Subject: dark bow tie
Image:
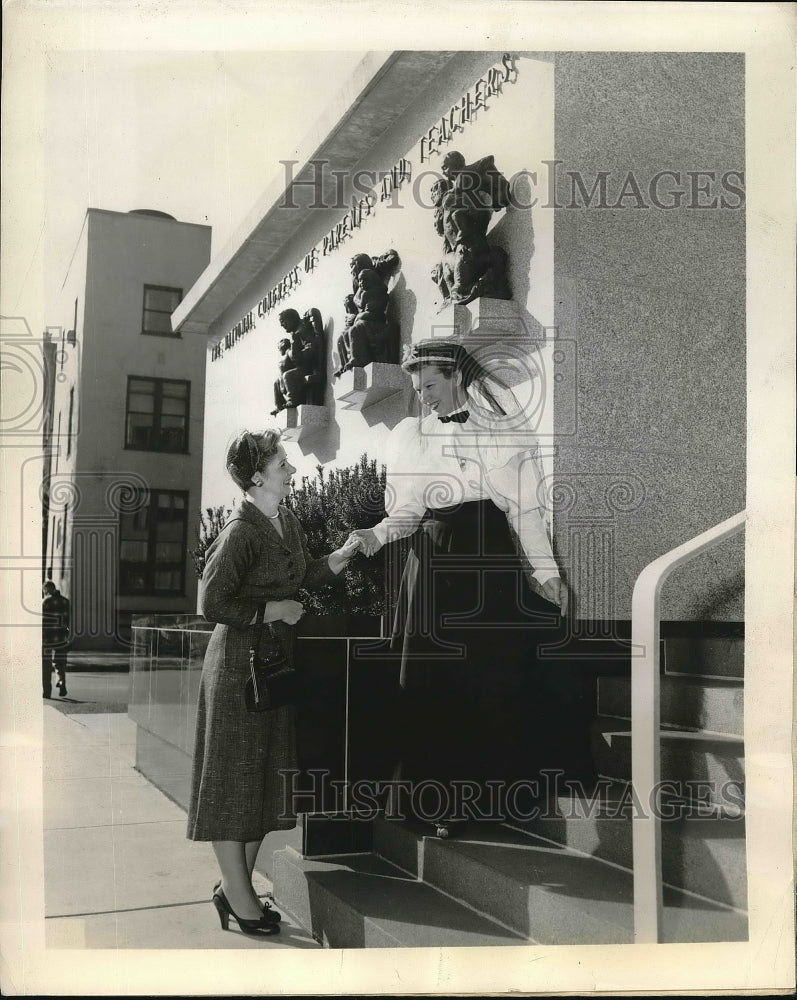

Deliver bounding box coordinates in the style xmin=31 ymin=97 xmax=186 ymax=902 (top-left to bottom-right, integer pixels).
xmin=438 ymin=410 xmax=470 ymax=424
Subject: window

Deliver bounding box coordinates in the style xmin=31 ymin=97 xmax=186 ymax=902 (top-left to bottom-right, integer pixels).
xmin=142 ymin=285 xmax=182 ymax=337
xmin=119 ymin=490 xmax=187 ymax=595
xmin=125 ymin=377 xmax=190 ymax=452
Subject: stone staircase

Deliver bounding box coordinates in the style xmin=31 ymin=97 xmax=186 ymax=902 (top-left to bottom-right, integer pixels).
xmin=272 ymin=629 xmax=747 ymax=947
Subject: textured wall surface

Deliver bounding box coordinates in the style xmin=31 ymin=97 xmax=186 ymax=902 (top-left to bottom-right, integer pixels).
xmin=553 ymin=53 xmax=746 ymax=621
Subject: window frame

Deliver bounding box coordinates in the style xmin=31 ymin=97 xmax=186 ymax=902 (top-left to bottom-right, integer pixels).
xmin=141 ymin=284 xmax=183 ymax=338
xmin=124 ymin=375 xmax=191 ymax=454
xmin=118 ymin=488 xmax=189 ymax=597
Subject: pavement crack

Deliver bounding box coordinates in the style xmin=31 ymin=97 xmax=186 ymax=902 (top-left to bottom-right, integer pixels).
xmin=46 ymin=898 xmax=213 ymax=919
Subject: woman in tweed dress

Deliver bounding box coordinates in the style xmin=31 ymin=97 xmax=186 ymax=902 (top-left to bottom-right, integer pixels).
xmin=187 ymin=429 xmax=359 ymax=936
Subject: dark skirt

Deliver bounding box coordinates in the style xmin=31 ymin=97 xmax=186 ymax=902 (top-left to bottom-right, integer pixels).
xmin=389 ymin=499 xmax=565 ymax=823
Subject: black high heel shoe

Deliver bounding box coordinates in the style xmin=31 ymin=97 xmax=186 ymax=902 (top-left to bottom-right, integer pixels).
xmin=213 ymin=880 xmax=281 ymax=923
xmin=211 ymin=887 xmax=280 ymax=936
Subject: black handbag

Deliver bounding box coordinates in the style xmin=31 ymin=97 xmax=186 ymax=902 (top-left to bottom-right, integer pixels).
xmin=244 ymin=620 xmax=299 ymax=712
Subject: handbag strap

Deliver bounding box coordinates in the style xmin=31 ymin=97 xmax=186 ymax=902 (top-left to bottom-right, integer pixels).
xmin=251 ymin=614 xmax=273 ymax=647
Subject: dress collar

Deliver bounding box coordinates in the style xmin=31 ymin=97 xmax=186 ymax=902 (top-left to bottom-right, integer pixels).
xmin=239 ymin=497 xmax=284 ymax=532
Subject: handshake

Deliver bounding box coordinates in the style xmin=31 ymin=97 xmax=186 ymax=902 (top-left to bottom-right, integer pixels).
xmin=338 ymin=528 xmax=382 ymax=559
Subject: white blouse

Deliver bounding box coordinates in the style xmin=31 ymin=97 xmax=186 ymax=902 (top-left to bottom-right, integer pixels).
xmin=371 ymin=411 xmax=560 ymax=585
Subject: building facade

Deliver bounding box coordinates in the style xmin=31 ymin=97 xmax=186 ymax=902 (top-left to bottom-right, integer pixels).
xmin=129 ymin=49 xmax=748 ymax=946
xmin=43 ymin=208 xmax=211 ymax=648
xmin=174 ymin=50 xmax=745 ymax=623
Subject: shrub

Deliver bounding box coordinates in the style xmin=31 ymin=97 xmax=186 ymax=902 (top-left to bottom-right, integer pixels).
xmin=190 ymin=504 xmax=233 ymax=580
xmin=286 ymin=454 xmax=388 ymax=616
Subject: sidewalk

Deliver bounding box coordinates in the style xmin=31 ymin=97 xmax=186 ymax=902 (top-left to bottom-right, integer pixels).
xmin=43 ymin=706 xmax=320 ymax=950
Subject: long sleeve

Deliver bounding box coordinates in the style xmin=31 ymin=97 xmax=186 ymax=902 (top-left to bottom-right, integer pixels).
xmin=297 ymin=520 xmax=339 ymax=590
xmin=371 ymin=417 xmax=426 ymax=545
xmin=200 ymin=523 xmax=263 ymax=628
xmin=370 ymin=473 xmax=425 ymax=545
xmin=486 ymin=449 xmax=560 ymax=585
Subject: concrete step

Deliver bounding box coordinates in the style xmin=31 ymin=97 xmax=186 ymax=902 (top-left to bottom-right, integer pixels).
xmin=373 ymin=820 xmax=747 ymax=944
xmin=272 ymin=847 xmax=530 ymax=948
xmin=598 ymin=675 xmax=743 ymax=737
xmin=514 ymin=785 xmax=747 ymax=910
xmin=663 ymin=636 xmax=743 ymax=679
xmin=592 ymin=720 xmax=745 ymax=807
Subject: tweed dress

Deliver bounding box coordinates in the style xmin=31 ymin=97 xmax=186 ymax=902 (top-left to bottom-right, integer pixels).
xmin=186 ymin=499 xmax=336 ymax=842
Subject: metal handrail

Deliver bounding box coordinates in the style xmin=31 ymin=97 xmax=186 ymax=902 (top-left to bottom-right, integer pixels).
xmin=630 ymin=510 xmax=746 ymax=943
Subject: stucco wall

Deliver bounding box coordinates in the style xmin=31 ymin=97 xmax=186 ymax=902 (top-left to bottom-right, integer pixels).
xmin=553 ymin=53 xmax=745 ymax=621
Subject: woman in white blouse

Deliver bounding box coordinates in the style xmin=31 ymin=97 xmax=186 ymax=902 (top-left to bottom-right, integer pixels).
xmin=354 ymin=340 xmax=569 ymax=837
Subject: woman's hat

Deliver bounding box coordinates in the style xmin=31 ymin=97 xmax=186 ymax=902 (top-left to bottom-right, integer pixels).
xmin=400 ymin=340 xmax=468 ymax=372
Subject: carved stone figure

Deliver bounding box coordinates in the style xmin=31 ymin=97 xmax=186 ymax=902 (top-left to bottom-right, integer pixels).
xmin=271 ymin=336 xmax=302 ymax=415
xmin=431 ymin=151 xmax=512 ymax=307
xmin=292 ymin=307 xmax=326 ymax=405
xmin=334 ymin=250 xmax=401 ymax=377
xmin=271 ymin=307 xmax=326 ymax=414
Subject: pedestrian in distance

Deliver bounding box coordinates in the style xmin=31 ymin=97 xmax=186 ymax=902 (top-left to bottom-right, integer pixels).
xmin=42 ymin=581 xmax=70 ymax=699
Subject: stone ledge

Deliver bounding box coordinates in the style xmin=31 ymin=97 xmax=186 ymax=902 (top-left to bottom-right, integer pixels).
xmin=273 ymin=403 xmax=329 ymax=441
xmin=333 ymin=362 xmax=411 ymax=411
xmin=425 ymin=297 xmax=548 ymax=347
